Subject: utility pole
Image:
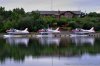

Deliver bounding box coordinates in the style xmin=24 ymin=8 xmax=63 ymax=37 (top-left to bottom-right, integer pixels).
xmin=51 ymin=0 xmax=53 ymax=11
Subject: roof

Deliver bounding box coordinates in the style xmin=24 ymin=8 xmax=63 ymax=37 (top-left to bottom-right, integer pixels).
xmin=71 ymin=11 xmax=82 ymax=14
xmin=35 ymin=11 xmax=82 ymax=15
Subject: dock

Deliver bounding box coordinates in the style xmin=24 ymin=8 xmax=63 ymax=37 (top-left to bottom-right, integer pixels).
xmin=1 ymin=32 xmax=100 ymax=38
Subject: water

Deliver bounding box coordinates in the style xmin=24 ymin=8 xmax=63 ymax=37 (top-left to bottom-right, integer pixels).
xmin=0 ymin=36 xmax=100 ymax=66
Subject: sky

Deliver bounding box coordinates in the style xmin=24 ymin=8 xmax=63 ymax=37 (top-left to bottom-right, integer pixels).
xmin=0 ymin=0 xmax=100 ymax=13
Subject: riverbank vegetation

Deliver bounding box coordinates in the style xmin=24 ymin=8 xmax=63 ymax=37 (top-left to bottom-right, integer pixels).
xmin=0 ymin=7 xmax=100 ymax=32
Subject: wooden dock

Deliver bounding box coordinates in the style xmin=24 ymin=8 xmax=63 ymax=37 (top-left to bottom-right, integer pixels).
xmin=52 ymin=32 xmax=100 ymax=38
xmin=88 ymin=33 xmax=100 ymax=37
xmin=1 ymin=32 xmax=100 ymax=38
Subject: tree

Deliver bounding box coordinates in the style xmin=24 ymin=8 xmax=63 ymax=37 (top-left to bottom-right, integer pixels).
xmin=87 ymin=12 xmax=100 ymax=17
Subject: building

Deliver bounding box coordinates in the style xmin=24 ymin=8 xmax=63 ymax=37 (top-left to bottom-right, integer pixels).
xmin=35 ymin=11 xmax=85 ymax=19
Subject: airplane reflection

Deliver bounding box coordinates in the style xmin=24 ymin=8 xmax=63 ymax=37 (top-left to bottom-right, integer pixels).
xmin=5 ymin=37 xmax=29 ymax=45
xmin=70 ymin=36 xmax=95 ymax=45
xmin=38 ymin=37 xmax=60 ymax=45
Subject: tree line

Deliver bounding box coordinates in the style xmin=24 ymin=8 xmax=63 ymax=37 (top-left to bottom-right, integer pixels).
xmin=0 ymin=6 xmax=100 ymax=32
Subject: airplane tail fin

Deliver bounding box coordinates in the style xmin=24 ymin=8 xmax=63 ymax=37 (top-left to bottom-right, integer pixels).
xmin=24 ymin=28 xmax=28 ymax=31
xmin=55 ymin=27 xmax=59 ymax=31
xmin=90 ymin=27 xmax=94 ymax=31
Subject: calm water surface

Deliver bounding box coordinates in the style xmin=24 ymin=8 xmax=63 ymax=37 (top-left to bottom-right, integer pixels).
xmin=0 ymin=36 xmax=100 ymax=66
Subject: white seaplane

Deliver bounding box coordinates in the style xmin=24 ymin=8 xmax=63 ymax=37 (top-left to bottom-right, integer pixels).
xmin=46 ymin=27 xmax=60 ymax=33
xmin=80 ymin=27 xmax=95 ymax=33
xmin=38 ymin=27 xmax=60 ymax=33
xmin=4 ymin=28 xmax=29 ymax=38
xmin=6 ymin=28 xmax=29 ymax=34
xmin=70 ymin=27 xmax=95 ymax=37
xmin=37 ymin=27 xmax=60 ymax=37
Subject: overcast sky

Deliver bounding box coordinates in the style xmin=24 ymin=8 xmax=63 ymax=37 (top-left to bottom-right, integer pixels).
xmin=0 ymin=0 xmax=100 ymax=13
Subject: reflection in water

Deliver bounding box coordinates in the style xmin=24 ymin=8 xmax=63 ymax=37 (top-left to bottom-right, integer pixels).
xmin=38 ymin=37 xmax=60 ymax=45
xmin=1 ymin=54 xmax=100 ymax=66
xmin=5 ymin=37 xmax=29 ymax=45
xmin=71 ymin=36 xmax=95 ymax=45
xmin=0 ymin=36 xmax=100 ymax=66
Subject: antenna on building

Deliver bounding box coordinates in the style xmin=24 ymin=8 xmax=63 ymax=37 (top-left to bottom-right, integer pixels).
xmin=84 ymin=10 xmax=87 ymax=15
